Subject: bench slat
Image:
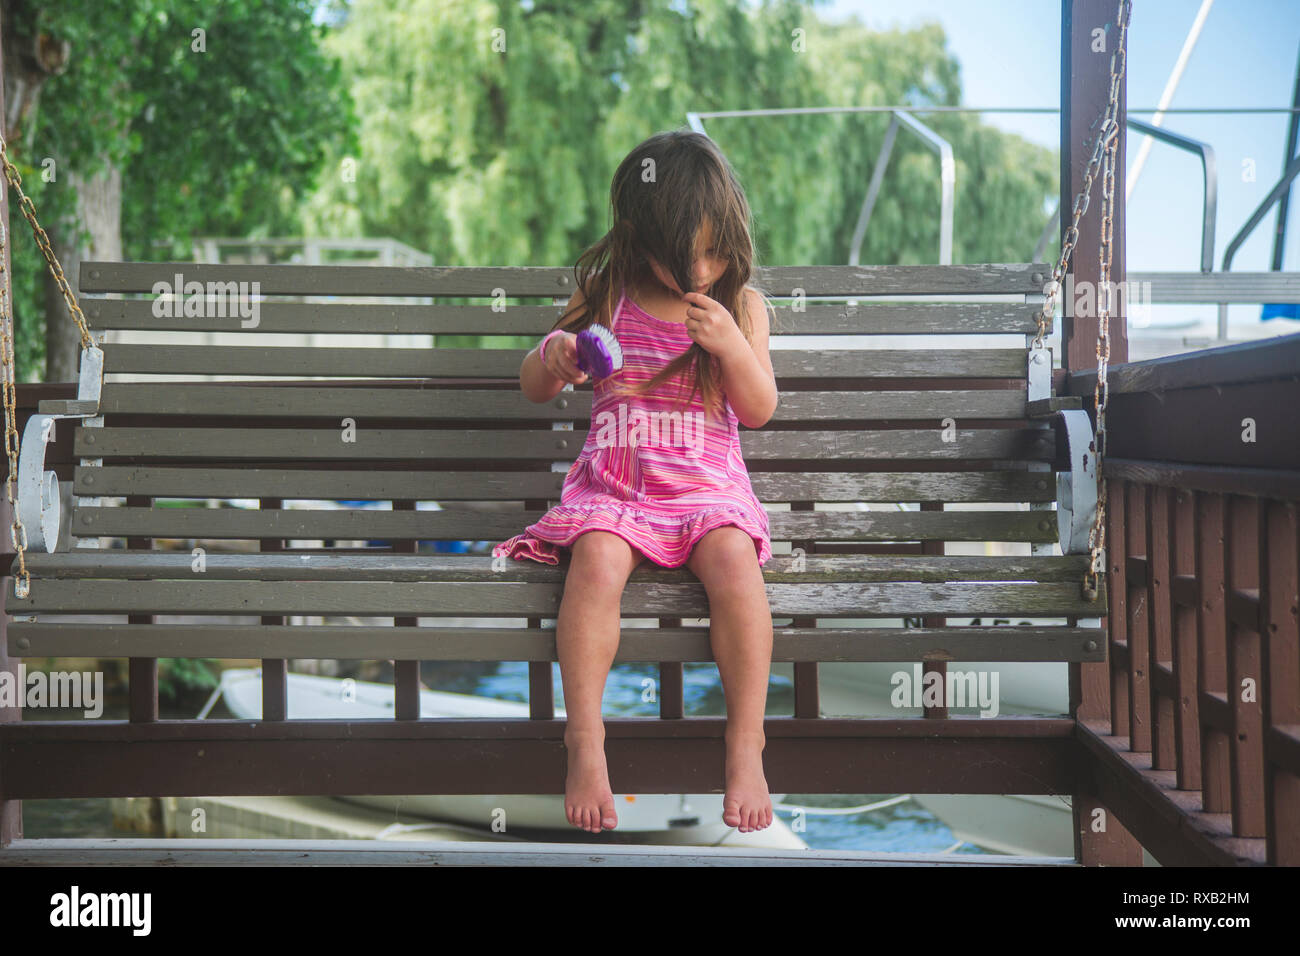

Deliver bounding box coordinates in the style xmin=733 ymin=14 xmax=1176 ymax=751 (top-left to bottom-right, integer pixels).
xmin=82 ymin=299 xmax=1048 ymax=335
xmin=74 ymin=426 xmax=1054 ymax=461
xmin=74 ymin=466 xmax=1056 ymax=502
xmin=78 ymin=384 xmax=1030 ymax=421
xmin=7 ymin=579 xmax=1104 ymax=618
xmin=101 ymin=345 xmax=1030 ymax=379
xmin=71 ymin=507 xmax=1058 ymax=542
xmin=79 ymin=262 xmax=1050 ymax=297
xmin=16 ymin=551 xmax=1094 ymax=582
xmin=6 ymin=622 xmax=1105 ymax=663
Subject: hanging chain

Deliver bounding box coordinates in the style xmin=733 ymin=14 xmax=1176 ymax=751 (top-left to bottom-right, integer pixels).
xmin=1083 ymin=0 xmax=1129 ymax=601
xmin=1030 ymin=0 xmax=1130 ymax=600
xmin=0 ymin=213 xmax=28 ymax=599
xmin=0 ymin=130 xmax=101 ymax=599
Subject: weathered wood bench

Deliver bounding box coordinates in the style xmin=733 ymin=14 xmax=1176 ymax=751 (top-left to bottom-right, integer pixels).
xmin=2 ymin=260 xmax=1106 ymax=798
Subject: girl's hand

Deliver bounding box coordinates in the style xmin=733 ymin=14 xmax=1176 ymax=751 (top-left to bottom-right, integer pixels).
xmin=682 ymin=292 xmax=748 ymax=360
xmin=542 ymin=332 xmax=589 ymax=385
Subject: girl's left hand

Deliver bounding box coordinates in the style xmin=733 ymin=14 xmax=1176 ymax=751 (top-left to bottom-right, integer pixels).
xmin=682 ymin=292 xmax=747 ymax=359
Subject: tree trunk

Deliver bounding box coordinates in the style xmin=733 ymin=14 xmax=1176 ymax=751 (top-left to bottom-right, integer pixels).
xmin=43 ymin=158 xmax=121 ymax=383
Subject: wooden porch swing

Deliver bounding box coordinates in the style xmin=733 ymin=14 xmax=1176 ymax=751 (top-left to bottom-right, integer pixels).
xmin=1 ymin=0 xmax=1132 ymax=857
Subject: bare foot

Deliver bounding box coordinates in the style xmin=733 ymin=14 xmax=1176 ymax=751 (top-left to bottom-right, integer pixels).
xmin=722 ymin=730 xmax=772 ymax=832
xmin=563 ymin=729 xmax=618 ymax=834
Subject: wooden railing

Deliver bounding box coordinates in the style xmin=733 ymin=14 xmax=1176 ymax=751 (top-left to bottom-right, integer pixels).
xmin=1068 ymin=332 xmax=1300 ymax=865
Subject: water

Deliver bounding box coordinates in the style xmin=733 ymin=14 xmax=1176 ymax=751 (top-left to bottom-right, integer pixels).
xmin=16 ymin=663 xmax=986 ymax=854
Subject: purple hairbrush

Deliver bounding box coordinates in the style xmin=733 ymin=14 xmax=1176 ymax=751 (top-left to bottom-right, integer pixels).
xmin=575 ymin=325 xmax=624 ymax=379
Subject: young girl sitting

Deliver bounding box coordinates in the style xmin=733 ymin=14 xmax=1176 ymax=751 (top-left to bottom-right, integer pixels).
xmin=493 ymin=129 xmax=778 ymax=836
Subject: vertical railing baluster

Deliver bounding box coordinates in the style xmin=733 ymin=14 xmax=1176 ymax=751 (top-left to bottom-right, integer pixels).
xmin=1226 ymin=494 xmax=1265 ymax=836
xmin=1124 ymin=481 xmax=1151 ymax=751
xmin=1196 ymin=491 xmax=1230 ymax=813
xmin=1172 ymin=490 xmax=1202 ymax=788
xmin=1263 ymin=501 xmax=1299 ymax=865
xmin=1108 ymin=481 xmax=1130 ymax=738
xmin=1147 ymin=484 xmax=1175 ymax=769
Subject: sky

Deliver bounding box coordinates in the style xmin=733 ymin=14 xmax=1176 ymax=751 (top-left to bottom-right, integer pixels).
xmin=815 ymin=0 xmax=1300 ymax=335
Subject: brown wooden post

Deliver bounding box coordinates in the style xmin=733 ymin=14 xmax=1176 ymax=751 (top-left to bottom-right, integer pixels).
xmin=790 ymin=501 xmax=818 ymax=718
xmin=524 ymin=497 xmax=556 ymax=721
xmin=0 ymin=493 xmax=19 ymax=847
xmin=260 ymin=497 xmax=287 ymax=720
xmin=920 ymin=501 xmax=947 ymax=719
xmin=0 ymin=8 xmax=19 ymax=848
xmin=393 ymin=499 xmax=420 ymax=721
xmin=126 ymin=495 xmax=159 ymax=722
xmin=1062 ymin=0 xmax=1141 ymax=865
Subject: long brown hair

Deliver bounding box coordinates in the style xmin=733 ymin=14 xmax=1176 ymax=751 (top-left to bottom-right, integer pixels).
xmin=546 ymin=128 xmax=770 ymax=421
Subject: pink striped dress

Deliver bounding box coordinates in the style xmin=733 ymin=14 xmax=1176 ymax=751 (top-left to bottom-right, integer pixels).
xmin=492 ymin=282 xmax=772 ymax=568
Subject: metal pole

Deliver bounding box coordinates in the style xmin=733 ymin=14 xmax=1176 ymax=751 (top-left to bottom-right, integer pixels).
xmin=689 ymin=108 xmax=955 ymax=265
xmin=1270 ymin=43 xmax=1300 ymax=272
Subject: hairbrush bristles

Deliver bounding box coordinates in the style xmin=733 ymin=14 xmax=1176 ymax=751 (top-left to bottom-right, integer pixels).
xmin=576 ymin=324 xmax=624 ymax=379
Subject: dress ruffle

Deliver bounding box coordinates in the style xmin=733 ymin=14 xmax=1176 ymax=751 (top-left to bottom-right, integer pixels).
xmin=492 ymin=499 xmax=771 ymax=569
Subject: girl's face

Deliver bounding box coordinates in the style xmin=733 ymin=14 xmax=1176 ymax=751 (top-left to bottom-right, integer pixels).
xmin=646 ymin=219 xmax=727 ymax=297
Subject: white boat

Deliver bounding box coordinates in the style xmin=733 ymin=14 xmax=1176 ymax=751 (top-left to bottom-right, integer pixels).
xmin=770 ymin=611 xmax=1075 ymax=857
xmin=212 ymin=668 xmax=801 ymax=843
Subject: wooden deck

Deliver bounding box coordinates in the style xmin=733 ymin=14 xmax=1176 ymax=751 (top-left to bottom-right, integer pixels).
xmin=0 ymin=838 xmax=1078 ymax=867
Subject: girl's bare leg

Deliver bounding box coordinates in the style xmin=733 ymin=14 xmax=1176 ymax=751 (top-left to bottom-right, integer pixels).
xmin=557 ymin=530 xmax=645 ymax=833
xmin=685 ymin=526 xmax=774 ymax=833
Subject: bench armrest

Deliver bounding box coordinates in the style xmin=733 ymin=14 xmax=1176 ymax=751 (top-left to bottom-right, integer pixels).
xmin=1051 ymin=408 xmax=1099 ymax=556
xmin=15 ymin=346 xmax=103 ymax=561
xmin=1025 ymin=396 xmax=1083 ymax=418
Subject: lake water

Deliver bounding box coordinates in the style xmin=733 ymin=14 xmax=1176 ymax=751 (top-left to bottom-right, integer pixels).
xmin=17 ymin=661 xmax=988 ymax=855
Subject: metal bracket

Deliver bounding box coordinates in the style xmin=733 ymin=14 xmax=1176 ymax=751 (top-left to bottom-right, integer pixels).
xmin=15 ymin=344 xmax=104 ymax=553
xmin=1027 ymin=342 xmax=1052 ymax=403
xmin=1054 ymin=408 xmax=1098 ymax=554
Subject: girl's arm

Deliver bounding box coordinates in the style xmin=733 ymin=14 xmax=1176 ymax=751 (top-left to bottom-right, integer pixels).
xmin=714 ymin=288 xmax=778 ymax=428
xmin=519 ymin=287 xmax=590 ymax=403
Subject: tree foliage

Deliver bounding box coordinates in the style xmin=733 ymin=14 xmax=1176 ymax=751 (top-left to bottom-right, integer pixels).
xmin=306 ymin=0 xmax=1056 ymax=270
xmin=6 ymin=0 xmax=355 ymax=380
xmin=7 ymin=0 xmax=1058 ymax=379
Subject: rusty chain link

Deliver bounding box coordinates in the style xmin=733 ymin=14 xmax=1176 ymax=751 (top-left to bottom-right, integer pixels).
xmin=1030 ymin=0 xmax=1130 ymax=600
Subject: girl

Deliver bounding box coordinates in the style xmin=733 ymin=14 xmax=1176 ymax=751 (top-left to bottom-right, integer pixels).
xmin=492 ymin=129 xmax=777 ymax=836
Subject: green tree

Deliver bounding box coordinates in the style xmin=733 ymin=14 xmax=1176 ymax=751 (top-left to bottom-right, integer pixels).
xmin=2 ymin=0 xmax=357 ymax=382
xmin=306 ymin=0 xmax=1055 ymax=273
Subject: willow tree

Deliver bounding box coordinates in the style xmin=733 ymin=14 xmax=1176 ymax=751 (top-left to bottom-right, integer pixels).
xmin=2 ymin=0 xmax=355 ymax=382
xmin=308 ymin=0 xmax=1055 ymax=272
